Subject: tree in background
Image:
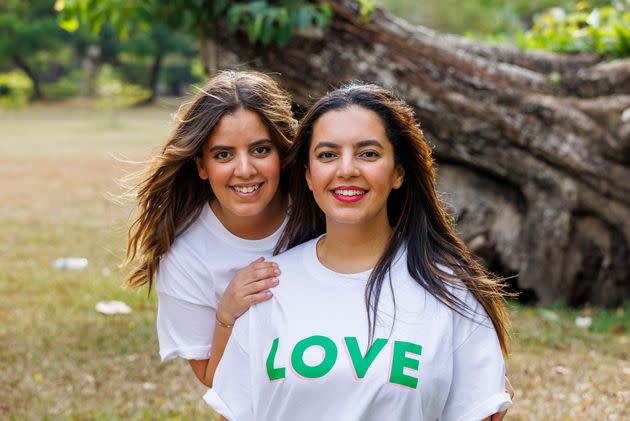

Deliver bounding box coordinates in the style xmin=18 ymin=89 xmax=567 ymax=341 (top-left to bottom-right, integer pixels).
xmin=58 ymin=0 xmax=332 ymax=74
xmin=118 ymin=24 xmax=198 ymax=103
xmin=0 ymin=0 xmax=71 ymax=99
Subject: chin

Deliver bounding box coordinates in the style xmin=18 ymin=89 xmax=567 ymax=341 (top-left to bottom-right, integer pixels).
xmin=228 ymin=203 xmax=271 ymax=218
xmin=326 ymin=213 xmax=370 ymax=226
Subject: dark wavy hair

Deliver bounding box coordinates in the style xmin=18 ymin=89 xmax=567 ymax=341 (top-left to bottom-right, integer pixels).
xmin=276 ymin=84 xmax=511 ymax=356
xmin=125 ymin=71 xmax=297 ymax=292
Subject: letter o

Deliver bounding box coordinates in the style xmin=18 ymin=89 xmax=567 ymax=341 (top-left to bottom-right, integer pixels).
xmin=291 ymin=335 xmax=338 ymax=379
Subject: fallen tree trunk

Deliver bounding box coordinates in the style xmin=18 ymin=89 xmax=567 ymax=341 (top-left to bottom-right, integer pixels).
xmin=213 ymin=0 xmax=630 ymax=306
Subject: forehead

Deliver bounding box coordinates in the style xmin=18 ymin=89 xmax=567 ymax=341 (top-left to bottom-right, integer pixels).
xmin=311 ymin=105 xmax=387 ymax=146
xmin=207 ymin=107 xmax=270 ymax=146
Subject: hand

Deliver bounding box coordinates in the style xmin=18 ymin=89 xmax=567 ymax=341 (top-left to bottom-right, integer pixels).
xmin=490 ymin=376 xmax=514 ymax=421
xmin=216 ymin=257 xmax=280 ymax=325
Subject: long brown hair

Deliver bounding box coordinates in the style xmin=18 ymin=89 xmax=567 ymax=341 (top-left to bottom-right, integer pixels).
xmin=276 ymin=84 xmax=511 ymax=356
xmin=125 ymin=71 xmax=297 ymax=292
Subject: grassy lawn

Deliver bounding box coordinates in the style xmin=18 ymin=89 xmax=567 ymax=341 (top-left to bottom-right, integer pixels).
xmin=1 ymin=102 xmax=628 ymax=420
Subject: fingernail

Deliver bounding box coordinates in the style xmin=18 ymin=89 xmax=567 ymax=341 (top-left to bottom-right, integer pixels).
xmin=272 ymin=278 xmax=279 ymax=284
xmin=274 ymin=268 xmax=280 ymax=275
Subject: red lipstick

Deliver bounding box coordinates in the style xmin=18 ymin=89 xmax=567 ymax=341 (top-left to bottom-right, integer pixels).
xmin=331 ymin=186 xmax=367 ymax=203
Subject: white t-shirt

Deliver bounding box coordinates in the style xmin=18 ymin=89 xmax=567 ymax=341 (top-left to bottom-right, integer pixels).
xmin=155 ymin=203 xmax=287 ymax=362
xmin=204 ymin=237 xmax=511 ymax=421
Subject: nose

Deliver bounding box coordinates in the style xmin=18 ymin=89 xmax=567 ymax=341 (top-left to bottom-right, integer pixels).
xmin=234 ymin=153 xmax=257 ymax=178
xmin=336 ymin=153 xmax=359 ymax=179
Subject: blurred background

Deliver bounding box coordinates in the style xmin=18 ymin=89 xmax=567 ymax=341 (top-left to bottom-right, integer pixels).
xmin=1 ymin=0 xmax=629 ymax=419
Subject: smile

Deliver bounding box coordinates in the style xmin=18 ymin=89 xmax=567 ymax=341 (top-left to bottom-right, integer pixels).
xmin=231 ymin=183 xmax=262 ymax=194
xmin=331 ymin=186 xmax=367 ymax=203
xmin=333 ymin=189 xmax=364 ymax=197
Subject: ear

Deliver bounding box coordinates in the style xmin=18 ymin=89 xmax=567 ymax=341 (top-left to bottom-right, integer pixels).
xmin=194 ymin=156 xmax=209 ymax=180
xmin=305 ymin=165 xmax=313 ymax=191
xmin=392 ymin=164 xmax=405 ymax=190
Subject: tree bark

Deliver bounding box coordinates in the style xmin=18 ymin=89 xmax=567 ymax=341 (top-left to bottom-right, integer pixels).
xmin=211 ymin=0 xmax=630 ymax=306
xmin=136 ymin=51 xmax=163 ymax=106
xmin=12 ymin=55 xmax=43 ymax=100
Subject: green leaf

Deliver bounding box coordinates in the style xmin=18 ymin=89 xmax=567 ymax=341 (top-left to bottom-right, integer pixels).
xmin=211 ymin=0 xmax=229 ymax=17
xmin=293 ymin=6 xmax=312 ymax=30
xmin=59 ymin=16 xmax=79 ymax=32
xmin=260 ymin=12 xmax=276 ymax=45
xmin=276 ymin=9 xmax=292 ymax=48
xmin=226 ymin=5 xmax=243 ymax=34
xmin=247 ymin=1 xmax=268 ymax=16
xmin=245 ymin=13 xmax=264 ymax=43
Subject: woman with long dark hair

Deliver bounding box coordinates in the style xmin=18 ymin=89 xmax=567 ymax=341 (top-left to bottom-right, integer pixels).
xmin=206 ymin=84 xmax=512 ymax=420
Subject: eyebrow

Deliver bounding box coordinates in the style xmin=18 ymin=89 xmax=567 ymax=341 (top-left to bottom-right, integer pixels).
xmin=208 ymin=139 xmax=273 ymax=152
xmin=313 ymin=139 xmax=384 ymax=150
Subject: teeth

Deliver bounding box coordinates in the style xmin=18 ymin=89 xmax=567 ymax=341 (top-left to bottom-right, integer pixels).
xmin=233 ymin=184 xmax=260 ymax=193
xmin=334 ymin=189 xmax=365 ymax=197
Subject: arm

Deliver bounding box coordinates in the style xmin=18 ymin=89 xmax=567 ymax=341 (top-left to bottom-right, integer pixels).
xmin=188 ymin=257 xmax=280 ymax=387
xmin=440 ymin=296 xmax=511 ymax=421
xmin=203 ymin=310 xmax=256 ymax=421
xmin=490 ymin=376 xmax=514 ymax=421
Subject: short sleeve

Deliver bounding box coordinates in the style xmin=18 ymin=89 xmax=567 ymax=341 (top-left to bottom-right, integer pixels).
xmin=155 ymin=242 xmax=214 ymax=306
xmin=156 ymin=292 xmax=215 ymax=362
xmin=440 ymin=296 xmax=511 ymax=421
xmin=204 ymin=311 xmax=254 ymax=421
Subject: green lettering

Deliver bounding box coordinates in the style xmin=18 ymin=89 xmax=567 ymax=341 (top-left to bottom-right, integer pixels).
xmin=291 ymin=335 xmax=337 ymax=378
xmin=344 ymin=337 xmax=387 ymax=378
xmin=266 ymin=337 xmax=286 ymax=381
xmin=389 ymin=341 xmax=422 ymax=389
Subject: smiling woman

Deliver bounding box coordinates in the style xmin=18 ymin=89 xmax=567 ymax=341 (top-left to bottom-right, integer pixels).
xmin=205 ymin=84 xmax=512 ymax=421
xmin=124 ymin=71 xmax=296 ymax=388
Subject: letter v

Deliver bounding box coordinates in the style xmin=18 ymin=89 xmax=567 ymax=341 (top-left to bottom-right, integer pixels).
xmin=266 ymin=337 xmax=286 ymax=381
xmin=344 ymin=337 xmax=387 ymax=379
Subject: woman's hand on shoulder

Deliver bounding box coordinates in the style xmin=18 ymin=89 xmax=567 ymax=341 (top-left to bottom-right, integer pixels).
xmin=216 ymin=257 xmax=280 ymax=325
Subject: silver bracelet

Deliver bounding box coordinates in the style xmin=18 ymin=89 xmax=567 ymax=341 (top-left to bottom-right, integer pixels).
xmin=216 ymin=314 xmax=234 ymax=329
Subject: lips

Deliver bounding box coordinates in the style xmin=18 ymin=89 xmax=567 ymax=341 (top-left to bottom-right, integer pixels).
xmin=331 ymin=185 xmax=367 ymax=203
xmin=231 ymin=183 xmax=262 ymax=194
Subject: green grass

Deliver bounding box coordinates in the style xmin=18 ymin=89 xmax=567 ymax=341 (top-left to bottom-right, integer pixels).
xmin=1 ymin=102 xmax=628 ymax=420
xmin=0 ymin=101 xmax=217 ymax=420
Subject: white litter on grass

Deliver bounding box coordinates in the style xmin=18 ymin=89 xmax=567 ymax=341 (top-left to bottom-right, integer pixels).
xmin=52 ymin=257 xmax=88 ymax=270
xmin=553 ymin=365 xmax=571 ymax=375
xmin=95 ymin=301 xmax=132 ymax=315
xmin=537 ymin=309 xmax=560 ymax=322
xmin=143 ymin=382 xmax=156 ymax=390
xmin=575 ymin=316 xmax=593 ymax=329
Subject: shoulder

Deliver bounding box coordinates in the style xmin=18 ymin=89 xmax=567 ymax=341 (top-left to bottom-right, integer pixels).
xmin=155 ymin=211 xmax=215 ymax=303
xmin=271 ymin=238 xmax=316 ymax=266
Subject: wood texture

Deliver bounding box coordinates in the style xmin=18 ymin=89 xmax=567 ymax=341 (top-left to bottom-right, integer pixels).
xmin=212 ymin=0 xmax=630 ymax=306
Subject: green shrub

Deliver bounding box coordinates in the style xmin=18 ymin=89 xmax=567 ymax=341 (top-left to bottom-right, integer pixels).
xmin=517 ymin=3 xmax=630 ymax=57
xmin=0 ymin=70 xmax=33 ymax=109
xmin=96 ymin=64 xmax=150 ymax=110
xmin=42 ymin=69 xmax=83 ymax=99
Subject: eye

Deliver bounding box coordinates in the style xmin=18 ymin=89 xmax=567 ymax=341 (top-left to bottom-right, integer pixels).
xmin=359 ymin=150 xmax=379 ymax=159
xmin=317 ymin=151 xmax=336 ymax=160
xmin=213 ymin=151 xmax=231 ymax=160
xmin=252 ymin=145 xmax=272 ymax=155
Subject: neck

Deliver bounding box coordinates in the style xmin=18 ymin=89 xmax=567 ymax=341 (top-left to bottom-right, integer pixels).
xmin=317 ymin=216 xmax=393 ymax=274
xmin=211 ymin=193 xmax=288 ymax=240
